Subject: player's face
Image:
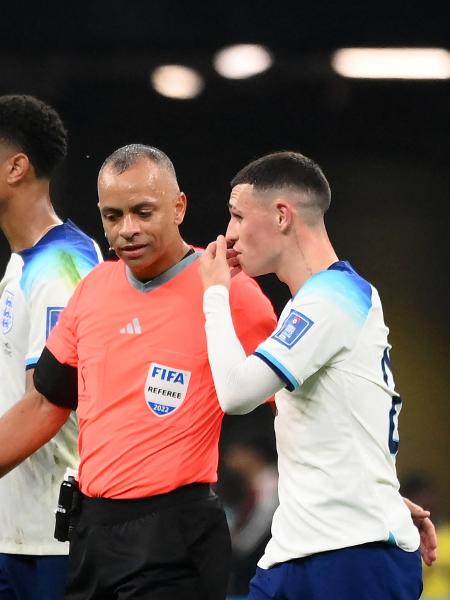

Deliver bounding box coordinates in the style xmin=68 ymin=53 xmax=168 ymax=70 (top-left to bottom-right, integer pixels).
xmin=98 ymin=159 xmax=187 ymax=280
xmin=226 ymin=184 xmax=280 ymax=277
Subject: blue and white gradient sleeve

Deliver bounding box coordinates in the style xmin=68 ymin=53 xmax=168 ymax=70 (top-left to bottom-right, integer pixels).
xmin=203 ymin=285 xmax=284 ymax=414
xmin=24 ymin=273 xmax=75 ymax=370
xmin=255 ymin=270 xmax=372 ymax=390
xmin=22 ymin=236 xmax=101 ymax=370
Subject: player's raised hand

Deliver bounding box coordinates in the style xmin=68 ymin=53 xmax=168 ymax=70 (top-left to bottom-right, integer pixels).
xmin=200 ymin=235 xmax=232 ymax=290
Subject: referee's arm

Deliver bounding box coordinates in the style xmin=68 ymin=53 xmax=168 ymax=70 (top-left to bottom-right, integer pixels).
xmin=0 ymin=375 xmax=71 ymax=478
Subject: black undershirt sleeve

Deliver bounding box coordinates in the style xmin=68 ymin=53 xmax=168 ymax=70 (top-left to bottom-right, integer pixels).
xmin=33 ymin=347 xmax=78 ymax=410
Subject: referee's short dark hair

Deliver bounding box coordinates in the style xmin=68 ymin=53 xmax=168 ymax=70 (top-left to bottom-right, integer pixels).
xmin=0 ymin=94 xmax=67 ymax=178
xmin=100 ymin=144 xmax=176 ymax=177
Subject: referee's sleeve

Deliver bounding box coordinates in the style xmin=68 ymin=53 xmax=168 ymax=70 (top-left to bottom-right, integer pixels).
xmin=33 ymin=347 xmax=78 ymax=410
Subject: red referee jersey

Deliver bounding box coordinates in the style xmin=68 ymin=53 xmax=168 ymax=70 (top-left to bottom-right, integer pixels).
xmin=46 ymin=255 xmax=276 ymax=499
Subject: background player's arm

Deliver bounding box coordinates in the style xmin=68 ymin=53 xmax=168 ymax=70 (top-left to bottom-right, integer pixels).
xmin=0 ymin=383 xmax=70 ymax=477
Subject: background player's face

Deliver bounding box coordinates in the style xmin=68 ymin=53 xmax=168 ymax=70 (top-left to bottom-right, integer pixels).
xmin=98 ymin=158 xmax=186 ymax=280
xmin=226 ymin=184 xmax=280 ymax=277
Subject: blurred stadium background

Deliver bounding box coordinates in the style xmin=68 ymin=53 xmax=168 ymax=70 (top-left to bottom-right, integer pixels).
xmin=1 ymin=1 xmax=448 ymax=597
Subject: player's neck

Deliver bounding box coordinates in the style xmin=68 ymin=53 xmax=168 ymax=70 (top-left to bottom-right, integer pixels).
xmin=279 ymin=228 xmax=338 ymax=296
xmin=0 ymin=183 xmax=62 ymax=252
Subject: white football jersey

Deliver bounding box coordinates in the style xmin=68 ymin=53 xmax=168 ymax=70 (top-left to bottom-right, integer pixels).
xmin=254 ymin=261 xmax=419 ymax=568
xmin=0 ymin=221 xmax=101 ymax=554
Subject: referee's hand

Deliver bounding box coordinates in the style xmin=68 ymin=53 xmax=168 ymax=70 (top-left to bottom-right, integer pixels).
xmin=200 ymin=235 xmax=238 ymax=290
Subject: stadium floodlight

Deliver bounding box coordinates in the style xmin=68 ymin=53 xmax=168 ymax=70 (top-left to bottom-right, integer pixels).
xmin=213 ymin=44 xmax=273 ymax=79
xmin=151 ymin=65 xmax=204 ymax=99
xmin=331 ymin=48 xmax=450 ymax=79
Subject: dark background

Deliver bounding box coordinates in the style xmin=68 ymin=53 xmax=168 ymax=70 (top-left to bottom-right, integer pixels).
xmin=1 ymin=1 xmax=449 ymax=503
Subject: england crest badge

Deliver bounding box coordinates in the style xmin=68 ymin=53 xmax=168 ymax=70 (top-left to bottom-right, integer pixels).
xmin=1 ymin=291 xmax=15 ymax=334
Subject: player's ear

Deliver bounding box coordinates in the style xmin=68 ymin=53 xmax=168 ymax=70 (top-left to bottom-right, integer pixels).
xmin=275 ymin=202 xmax=292 ymax=232
xmin=5 ymin=153 xmax=31 ymax=184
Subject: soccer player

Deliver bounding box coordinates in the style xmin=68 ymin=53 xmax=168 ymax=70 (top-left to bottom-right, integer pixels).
xmin=0 ymin=144 xmax=277 ymax=599
xmin=200 ymin=151 xmax=434 ymax=599
xmin=0 ymin=95 xmax=102 ymax=599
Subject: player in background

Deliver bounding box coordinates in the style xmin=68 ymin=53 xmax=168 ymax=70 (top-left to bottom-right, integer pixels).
xmin=200 ymin=150 xmax=436 ymax=600
xmin=0 ymin=94 xmax=102 ymax=600
xmin=0 ymin=144 xmax=277 ymax=600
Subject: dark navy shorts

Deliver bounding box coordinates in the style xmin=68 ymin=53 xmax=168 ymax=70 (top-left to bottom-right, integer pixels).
xmin=248 ymin=542 xmax=423 ymax=600
xmin=0 ymin=553 xmax=69 ymax=600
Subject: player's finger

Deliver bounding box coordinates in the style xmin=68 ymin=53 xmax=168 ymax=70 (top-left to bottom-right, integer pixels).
xmin=422 ymin=543 xmax=437 ymax=567
xmin=204 ymin=240 xmax=217 ymax=259
xmin=215 ymin=235 xmax=227 ymax=258
xmin=404 ymin=498 xmax=430 ymax=520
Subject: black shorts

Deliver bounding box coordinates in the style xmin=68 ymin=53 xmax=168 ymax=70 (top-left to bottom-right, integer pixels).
xmin=66 ymin=483 xmax=231 ymax=600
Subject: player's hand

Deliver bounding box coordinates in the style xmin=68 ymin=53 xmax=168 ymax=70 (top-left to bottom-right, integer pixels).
xmin=403 ymin=497 xmax=438 ymax=566
xmin=200 ymin=235 xmax=233 ymax=290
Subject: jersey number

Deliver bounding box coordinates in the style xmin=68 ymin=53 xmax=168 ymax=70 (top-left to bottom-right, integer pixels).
xmin=381 ymin=348 xmax=402 ymax=455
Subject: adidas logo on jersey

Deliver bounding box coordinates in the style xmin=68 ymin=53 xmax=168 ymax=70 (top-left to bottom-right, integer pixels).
xmin=119 ymin=318 xmax=141 ymax=334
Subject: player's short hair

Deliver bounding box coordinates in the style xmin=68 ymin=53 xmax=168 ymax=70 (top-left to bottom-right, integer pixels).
xmin=231 ymin=151 xmax=331 ymax=214
xmin=101 ymin=144 xmax=176 ymax=177
xmin=0 ymin=94 xmax=67 ymax=178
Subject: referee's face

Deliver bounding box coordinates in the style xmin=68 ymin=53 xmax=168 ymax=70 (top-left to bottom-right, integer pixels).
xmin=98 ymin=158 xmax=187 ymax=281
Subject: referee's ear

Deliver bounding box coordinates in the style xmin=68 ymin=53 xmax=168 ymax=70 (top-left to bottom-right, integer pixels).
xmin=174 ymin=191 xmax=187 ymax=225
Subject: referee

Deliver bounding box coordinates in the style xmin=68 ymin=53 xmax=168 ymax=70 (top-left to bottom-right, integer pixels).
xmin=0 ymin=144 xmax=277 ymax=599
